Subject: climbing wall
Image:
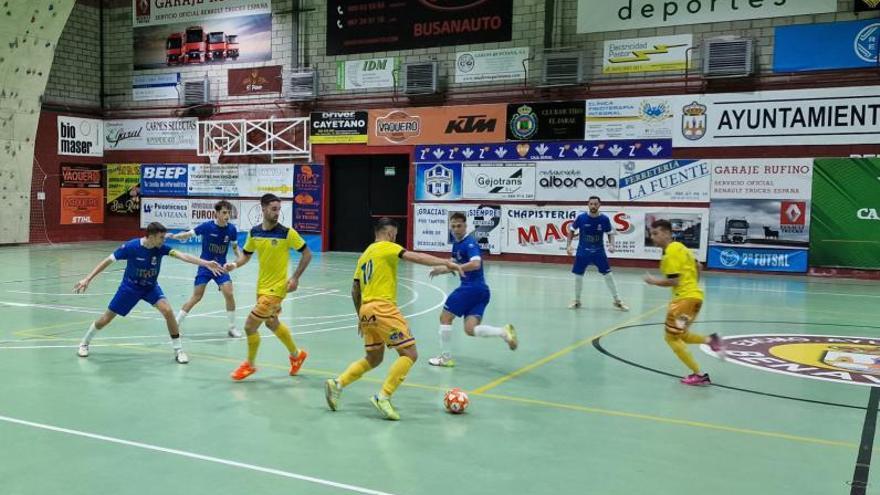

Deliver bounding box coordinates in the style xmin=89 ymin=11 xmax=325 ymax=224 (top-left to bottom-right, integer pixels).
xmin=0 ymin=0 xmax=74 ymax=244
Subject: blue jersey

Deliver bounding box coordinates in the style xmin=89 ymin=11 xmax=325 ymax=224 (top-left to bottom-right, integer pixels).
xmin=452 ymin=234 xmax=486 ymax=287
xmin=193 ymin=221 xmax=237 ymax=264
xmin=112 ymin=238 xmax=173 ymax=288
xmin=572 ymin=213 xmax=611 ymax=254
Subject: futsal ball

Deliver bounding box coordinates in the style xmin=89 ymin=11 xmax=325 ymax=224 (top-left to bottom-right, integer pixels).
xmin=443 ymin=388 xmax=469 ymax=414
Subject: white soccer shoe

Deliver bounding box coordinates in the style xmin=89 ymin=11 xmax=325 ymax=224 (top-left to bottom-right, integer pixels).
xmin=77 ymin=344 xmax=89 ymax=358
xmin=175 ymin=350 xmax=190 ymax=364
xmin=613 ymin=300 xmax=630 ymax=312
xmin=228 ymin=327 xmax=243 ymax=338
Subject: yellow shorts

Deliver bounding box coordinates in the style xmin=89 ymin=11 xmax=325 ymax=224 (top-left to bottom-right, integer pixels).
xmin=251 ymin=294 xmax=284 ymax=320
xmin=359 ymin=300 xmax=414 ymax=350
xmin=665 ymin=298 xmax=703 ymax=335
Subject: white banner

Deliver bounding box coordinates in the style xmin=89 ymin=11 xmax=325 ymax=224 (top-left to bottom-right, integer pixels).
xmin=104 ymin=118 xmax=198 ymax=151
xmin=603 ymin=35 xmax=692 ymax=74
xmin=141 ymin=198 xmax=190 ymax=230
xmin=133 ymin=0 xmax=271 ymax=28
xmin=673 ymin=86 xmax=880 ymax=147
xmin=619 ymin=159 xmax=711 ymax=202
xmin=462 ymin=163 xmax=536 ymax=200
xmin=586 ymin=97 xmax=675 ymax=141
xmin=58 ymin=116 xmax=103 ymax=157
xmin=710 ymin=159 xmax=813 ymax=200
xmin=132 ymin=73 xmax=180 ymax=101
xmin=535 ymin=161 xmax=620 ymax=201
xmin=577 ymin=0 xmax=837 ymax=33
xmin=189 ymin=199 xmax=241 ymax=227
xmin=336 ymin=58 xmax=398 ymax=90
xmin=238 ymin=200 xmax=293 ymax=231
xmin=413 ymin=204 xmax=502 ymax=254
xmin=237 ymin=164 xmax=294 ymax=198
xmin=455 ymin=47 xmax=529 ymax=84
xmin=187 ymin=164 xmax=240 ymax=196
xmin=502 ymin=205 xmax=709 ymax=261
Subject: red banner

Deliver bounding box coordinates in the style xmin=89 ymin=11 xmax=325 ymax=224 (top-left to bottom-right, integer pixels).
xmin=61 ymin=188 xmax=104 ymax=225
xmin=228 ymin=65 xmax=283 ymax=96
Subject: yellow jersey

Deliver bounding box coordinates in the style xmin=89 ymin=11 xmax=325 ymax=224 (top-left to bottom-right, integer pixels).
xmin=660 ymin=241 xmax=704 ymax=301
xmin=243 ymin=223 xmax=307 ymax=298
xmin=354 ymin=241 xmax=405 ymax=305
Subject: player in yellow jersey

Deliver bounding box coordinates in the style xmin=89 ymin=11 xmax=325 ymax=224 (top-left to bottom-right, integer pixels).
xmin=223 ymin=194 xmax=312 ymax=380
xmin=644 ymin=219 xmax=724 ymax=386
xmin=324 ymin=217 xmax=463 ymax=420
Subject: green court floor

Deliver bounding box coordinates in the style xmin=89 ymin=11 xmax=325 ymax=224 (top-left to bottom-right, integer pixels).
xmin=1 ymin=241 xmax=879 ymax=495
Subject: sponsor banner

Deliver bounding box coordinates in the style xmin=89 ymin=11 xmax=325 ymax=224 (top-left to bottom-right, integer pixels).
xmin=709 ymin=199 xmax=810 ymax=251
xmin=336 ymin=57 xmax=398 ymax=90
xmin=187 ymin=164 xmax=240 ymax=196
xmin=413 ymin=203 xmax=502 ymax=253
xmin=106 ymin=164 xmax=141 ymax=215
xmin=586 ymin=97 xmax=675 ymax=141
xmin=238 ymin=199 xmax=293 ymax=231
xmin=415 ymin=163 xmax=463 ymax=201
xmin=710 ymin=159 xmax=813 ymax=200
xmin=134 ymin=13 xmax=272 ymax=71
xmin=140 ymin=164 xmax=188 ymax=197
xmin=132 ymin=73 xmax=180 ymax=101
xmin=237 ymin=164 xmax=294 ymax=198
xmin=293 ymin=164 xmax=323 ymax=233
xmin=501 ymin=205 xmax=709 ymax=261
xmin=707 ymin=246 xmax=808 ymax=273
xmin=810 ymin=158 xmax=880 ymax=269
xmin=228 ymin=65 xmax=282 ymax=96
xmin=58 ymin=116 xmax=103 ymax=157
xmin=774 ymin=19 xmax=880 ymax=73
xmin=455 ymin=47 xmax=528 ymax=84
xmin=619 ymin=159 xmax=711 ymax=202
xmin=856 ymin=0 xmax=880 ymax=11
xmin=535 ymin=161 xmax=620 ymax=201
xmin=309 ymin=111 xmax=368 ymax=144
xmin=60 ymin=188 xmax=104 ymax=225
xmin=104 ymin=118 xmax=198 ymax=151
xmin=462 ymin=163 xmax=536 ymax=200
xmin=414 ymin=139 xmax=672 ymax=162
xmin=61 ymin=165 xmax=102 ymax=189
xmin=709 ymin=334 xmax=880 ymax=387
xmin=327 ymin=0 xmax=513 ymax=55
xmin=673 ymin=86 xmax=880 ymax=147
xmin=603 ymin=34 xmax=693 ymax=74
xmin=133 ymin=0 xmax=270 ymax=27
xmin=576 ymin=0 xmax=837 ymax=33
xmin=506 ymin=101 xmax=585 ymax=141
xmin=189 ymin=199 xmax=241 ymax=227
xmin=368 ymin=105 xmax=507 ymax=145
xmin=140 ymin=198 xmax=191 ymax=230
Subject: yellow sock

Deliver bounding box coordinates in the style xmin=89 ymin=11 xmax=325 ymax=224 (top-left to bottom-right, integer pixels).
xmin=338 ymin=358 xmax=373 ymax=387
xmin=381 ymin=356 xmax=414 ymax=398
xmin=664 ymin=333 xmax=700 ymax=374
xmin=247 ymin=333 xmax=260 ymax=364
xmin=682 ymin=332 xmax=707 ymax=345
xmin=273 ymin=323 xmax=299 ymax=356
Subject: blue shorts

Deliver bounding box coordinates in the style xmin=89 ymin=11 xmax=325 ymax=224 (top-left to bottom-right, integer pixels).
xmin=443 ymin=285 xmax=491 ymax=319
xmin=194 ymin=266 xmax=232 ymax=287
xmin=572 ymin=251 xmax=611 ymax=275
xmin=108 ymin=284 xmax=166 ymax=316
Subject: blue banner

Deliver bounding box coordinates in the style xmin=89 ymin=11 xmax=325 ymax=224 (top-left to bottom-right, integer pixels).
xmin=293 ymin=164 xmax=323 ymax=233
xmin=707 ymin=246 xmax=808 ymax=273
xmin=774 ymin=19 xmax=880 ymax=72
xmin=140 ymin=164 xmax=188 ymax=196
xmin=414 ymin=139 xmax=672 ymax=163
xmin=415 ymin=163 xmax=462 ymax=201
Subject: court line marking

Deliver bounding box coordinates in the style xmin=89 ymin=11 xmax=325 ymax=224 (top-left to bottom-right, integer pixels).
xmin=0 ymin=414 xmax=397 ymax=495
xmin=470 ymin=304 xmax=667 ymax=394
xmin=7 ymin=290 xmax=117 ymax=296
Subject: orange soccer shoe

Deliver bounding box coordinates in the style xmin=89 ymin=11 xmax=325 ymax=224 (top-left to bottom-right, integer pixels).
xmin=230 ymin=361 xmax=257 ymax=381
xmin=288 ymin=349 xmax=308 ymax=376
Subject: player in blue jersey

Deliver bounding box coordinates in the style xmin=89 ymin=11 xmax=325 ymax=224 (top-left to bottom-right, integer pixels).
xmin=565 ymin=196 xmax=629 ymax=311
xmin=427 ymin=212 xmax=518 ymax=368
xmin=166 ymin=200 xmax=242 ymax=338
xmin=73 ymin=222 xmax=225 ymax=364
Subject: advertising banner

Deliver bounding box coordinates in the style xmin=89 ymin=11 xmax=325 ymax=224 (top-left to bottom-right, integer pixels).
xmin=368 ymin=104 xmax=507 ymax=145
xmin=132 ymin=73 xmax=180 ymax=101
xmin=60 ymin=188 xmax=104 ymax=225
xmin=603 ymin=34 xmax=693 ymax=74
xmin=413 ymin=203 xmax=502 ymax=253
xmin=462 ymin=163 xmax=536 ymax=200
xmin=535 ymin=161 xmax=620 ymax=201
xmin=237 ymin=163 xmax=294 ymax=198
xmin=140 ymin=164 xmax=188 ymax=197
xmin=104 ymin=118 xmax=198 ymax=151
xmin=710 ymin=159 xmax=813 ymax=200
xmin=506 ymin=101 xmax=586 ymax=141
xmin=106 ymin=164 xmax=141 ymax=215
xmin=774 ymin=19 xmax=880 ymax=72
xmin=309 ymin=111 xmax=368 ymax=144
xmin=415 ymin=162 xmax=462 ymax=201
xmin=61 ymin=165 xmax=102 ymax=189
xmin=856 ymin=0 xmax=880 ymax=11
xmin=414 ymin=139 xmax=672 ymax=162
xmin=293 ymin=164 xmax=323 ymax=233
xmin=707 ymin=246 xmax=809 ymax=273
xmin=327 ymin=0 xmax=513 ymax=55
xmin=586 ymin=97 xmax=675 ymax=141
xmin=337 ymin=58 xmax=398 ymax=90
xmin=228 ymin=65 xmax=282 ymax=96
xmin=140 ymin=198 xmax=191 ymax=229
xmin=618 ymin=159 xmax=711 ymax=202
xmin=455 ymin=47 xmax=528 ymax=84
xmin=189 ymin=198 xmax=241 ymax=227
xmin=187 ymin=163 xmax=240 ymax=196
xmin=810 ymin=158 xmax=880 ymax=269
xmin=238 ymin=199 xmax=293 ymax=231
xmin=58 ymin=116 xmax=103 ymax=157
